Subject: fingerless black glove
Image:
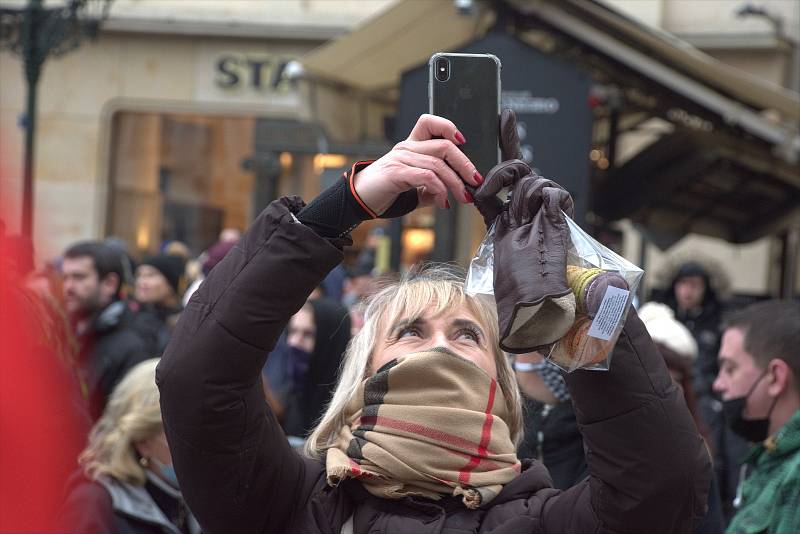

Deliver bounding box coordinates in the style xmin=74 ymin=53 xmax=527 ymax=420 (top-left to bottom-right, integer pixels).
xmin=298 ymin=161 xmax=418 ymax=240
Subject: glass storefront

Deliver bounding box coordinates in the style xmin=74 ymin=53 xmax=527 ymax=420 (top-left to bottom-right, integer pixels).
xmin=107 ymin=111 xmax=256 ymax=256
xmin=106 ymin=110 xmax=437 ymax=271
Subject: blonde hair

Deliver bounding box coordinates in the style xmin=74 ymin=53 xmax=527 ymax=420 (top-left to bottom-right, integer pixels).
xmin=79 ymin=358 xmax=162 ymax=485
xmin=304 ymin=265 xmax=523 ymax=458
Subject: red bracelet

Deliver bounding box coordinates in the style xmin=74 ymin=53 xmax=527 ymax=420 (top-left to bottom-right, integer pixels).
xmin=345 ymin=160 xmax=377 ymax=219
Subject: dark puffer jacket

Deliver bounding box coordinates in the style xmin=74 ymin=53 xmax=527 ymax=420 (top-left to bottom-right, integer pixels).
xmin=157 ymin=197 xmax=711 ymax=534
xmin=77 ymin=300 xmax=156 ymax=420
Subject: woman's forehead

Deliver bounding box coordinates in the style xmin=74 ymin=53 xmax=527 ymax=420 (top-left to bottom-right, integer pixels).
xmin=387 ymin=303 xmax=482 ymax=328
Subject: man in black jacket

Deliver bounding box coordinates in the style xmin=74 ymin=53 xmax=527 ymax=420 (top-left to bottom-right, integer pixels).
xmin=63 ymin=241 xmax=154 ymax=420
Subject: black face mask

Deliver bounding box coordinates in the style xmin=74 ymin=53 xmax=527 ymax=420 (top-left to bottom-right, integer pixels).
xmin=721 ymin=370 xmax=778 ymax=443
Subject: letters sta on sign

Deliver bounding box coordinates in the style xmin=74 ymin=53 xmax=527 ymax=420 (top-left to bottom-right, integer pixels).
xmin=215 ymin=54 xmax=295 ymax=92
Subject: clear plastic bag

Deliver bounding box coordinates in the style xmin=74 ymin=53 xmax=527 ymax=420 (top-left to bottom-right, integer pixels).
xmin=466 ymin=212 xmax=644 ymax=372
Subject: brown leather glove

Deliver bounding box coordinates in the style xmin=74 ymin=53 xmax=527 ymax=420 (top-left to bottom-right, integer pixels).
xmin=473 ymin=109 xmax=523 ymax=228
xmin=474 ymin=110 xmax=577 ymax=353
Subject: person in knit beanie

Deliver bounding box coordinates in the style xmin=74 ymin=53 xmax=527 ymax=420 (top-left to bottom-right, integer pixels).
xmin=133 ymin=254 xmax=186 ymax=354
xmin=136 ymin=254 xmax=185 ymax=306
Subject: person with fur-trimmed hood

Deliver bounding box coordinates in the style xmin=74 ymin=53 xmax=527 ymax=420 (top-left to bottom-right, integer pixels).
xmin=661 ymin=261 xmax=748 ymax=522
xmin=663 ymin=261 xmax=724 ymax=396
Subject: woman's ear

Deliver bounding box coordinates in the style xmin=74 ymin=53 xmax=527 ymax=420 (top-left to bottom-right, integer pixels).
xmin=133 ymin=439 xmax=151 ymax=460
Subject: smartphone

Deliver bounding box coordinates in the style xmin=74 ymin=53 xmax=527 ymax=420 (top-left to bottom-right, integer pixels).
xmin=429 ymin=52 xmax=501 ymax=188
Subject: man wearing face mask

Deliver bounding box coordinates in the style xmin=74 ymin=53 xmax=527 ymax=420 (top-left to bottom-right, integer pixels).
xmin=712 ymin=300 xmax=800 ymax=534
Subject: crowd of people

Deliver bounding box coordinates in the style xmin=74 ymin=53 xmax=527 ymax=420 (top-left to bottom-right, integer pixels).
xmin=510 ymin=261 xmax=799 ymax=534
xmin=1 ymin=221 xmax=384 ymax=532
xmin=1 ymin=111 xmax=798 ymax=534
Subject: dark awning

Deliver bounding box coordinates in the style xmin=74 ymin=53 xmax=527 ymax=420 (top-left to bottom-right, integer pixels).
xmin=253 ymin=117 xmax=392 ymax=156
xmin=298 ymin=0 xmax=800 ymax=243
xmin=502 ymin=0 xmax=800 ymax=242
xmin=594 ymin=129 xmax=800 ymax=245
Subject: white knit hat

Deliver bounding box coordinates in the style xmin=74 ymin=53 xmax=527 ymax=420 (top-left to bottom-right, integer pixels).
xmin=638 ymin=302 xmax=698 ymax=360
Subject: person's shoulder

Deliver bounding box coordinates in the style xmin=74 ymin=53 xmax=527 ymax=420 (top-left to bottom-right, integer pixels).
xmin=114 ymin=305 xmax=164 ymax=348
xmin=773 ymin=442 xmax=800 ymax=483
xmin=734 ymin=451 xmax=800 ymax=534
xmin=66 ymin=473 xmax=111 ymax=504
xmin=489 ymin=459 xmax=555 ymax=503
xmin=121 ymin=302 xmax=158 ymax=328
xmin=771 ymin=453 xmax=800 ymax=529
xmin=60 ymin=472 xmax=114 ymax=531
xmin=100 ymin=318 xmax=151 ymax=354
xmin=477 ymin=461 xmax=566 ymax=528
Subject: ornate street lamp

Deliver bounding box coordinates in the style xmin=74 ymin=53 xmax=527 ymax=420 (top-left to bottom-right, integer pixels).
xmin=1 ymin=0 xmax=112 ymax=238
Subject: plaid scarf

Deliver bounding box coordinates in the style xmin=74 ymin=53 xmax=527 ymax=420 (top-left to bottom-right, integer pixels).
xmin=326 ymin=348 xmax=521 ymax=509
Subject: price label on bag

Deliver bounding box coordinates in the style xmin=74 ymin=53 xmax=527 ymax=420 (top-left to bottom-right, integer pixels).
xmin=587 ymin=286 xmax=630 ymax=341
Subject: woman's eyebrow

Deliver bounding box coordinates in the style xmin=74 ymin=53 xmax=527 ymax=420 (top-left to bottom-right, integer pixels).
xmin=389 ymin=316 xmax=424 ymax=335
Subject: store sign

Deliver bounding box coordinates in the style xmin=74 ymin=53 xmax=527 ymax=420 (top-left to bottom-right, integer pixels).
xmin=214 ymin=54 xmax=295 ymax=92
xmin=667 ymin=108 xmax=714 ymax=132
xmin=502 ymin=91 xmax=560 ymax=114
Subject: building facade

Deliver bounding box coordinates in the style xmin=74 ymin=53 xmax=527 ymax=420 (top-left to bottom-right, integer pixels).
xmin=1 ymin=0 xmax=797 ymax=297
xmin=0 ymin=0 xmax=393 ymax=260
xmin=607 ymin=0 xmax=799 ymax=297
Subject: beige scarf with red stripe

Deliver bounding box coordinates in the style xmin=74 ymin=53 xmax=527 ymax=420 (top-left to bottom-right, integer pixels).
xmin=325 ymin=349 xmax=521 ymax=509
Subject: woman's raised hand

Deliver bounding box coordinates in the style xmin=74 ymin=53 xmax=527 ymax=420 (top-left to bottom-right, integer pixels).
xmin=352 ymin=114 xmax=483 ymax=217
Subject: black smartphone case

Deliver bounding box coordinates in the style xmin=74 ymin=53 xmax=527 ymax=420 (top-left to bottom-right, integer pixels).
xmin=429 ymin=53 xmax=501 ymax=179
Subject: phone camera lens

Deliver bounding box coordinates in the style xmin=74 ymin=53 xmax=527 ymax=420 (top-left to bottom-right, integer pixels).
xmin=435 ymin=58 xmax=449 ymax=82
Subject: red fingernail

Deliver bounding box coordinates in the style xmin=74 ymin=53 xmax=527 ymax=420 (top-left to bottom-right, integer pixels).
xmin=474 ymin=171 xmax=484 ymax=185
xmin=465 ymin=190 xmax=474 ymax=203
xmin=445 ymin=199 xmax=451 ymax=209
xmin=455 ymin=131 xmax=466 ymax=145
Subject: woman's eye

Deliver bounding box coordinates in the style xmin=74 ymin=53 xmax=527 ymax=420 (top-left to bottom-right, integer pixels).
xmin=398 ymin=326 xmax=421 ymax=338
xmin=457 ymin=328 xmax=480 ymax=343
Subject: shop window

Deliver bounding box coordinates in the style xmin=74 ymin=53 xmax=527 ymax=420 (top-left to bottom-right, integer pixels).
xmin=107 ymin=110 xmax=436 ymax=271
xmin=107 ymin=112 xmax=254 ymax=256
xmin=107 ymin=111 xmax=321 ymax=257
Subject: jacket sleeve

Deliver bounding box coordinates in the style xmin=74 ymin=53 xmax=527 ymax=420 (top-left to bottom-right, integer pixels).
xmin=58 ymin=478 xmax=115 ymax=534
xmin=541 ymin=310 xmax=712 ymax=534
xmin=156 ymin=197 xmax=344 ymax=534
